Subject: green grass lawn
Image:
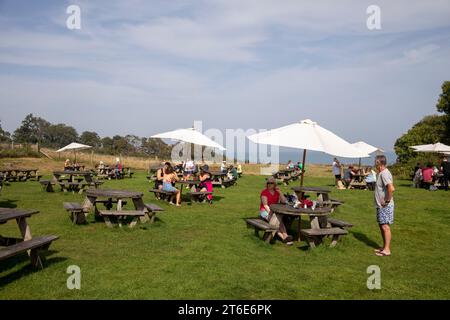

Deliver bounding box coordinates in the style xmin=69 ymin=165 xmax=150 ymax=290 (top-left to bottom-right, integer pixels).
xmin=1 ymin=172 xmax=449 ymax=299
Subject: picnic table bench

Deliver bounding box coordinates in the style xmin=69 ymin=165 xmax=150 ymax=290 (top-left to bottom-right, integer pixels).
xmin=0 ymin=208 xmax=59 ymax=268
xmin=245 ymin=218 xmax=278 ymax=243
xmin=189 ymin=191 xmax=213 ymax=203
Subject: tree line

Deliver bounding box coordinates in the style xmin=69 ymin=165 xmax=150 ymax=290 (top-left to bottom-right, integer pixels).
xmin=0 ymin=114 xmax=172 ymax=158
xmin=394 ymin=81 xmax=450 ymax=165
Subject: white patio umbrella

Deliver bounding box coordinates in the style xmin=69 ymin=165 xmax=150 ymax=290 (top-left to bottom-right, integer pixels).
xmin=56 ymin=142 xmax=92 ymax=162
xmin=352 ymin=141 xmax=385 ymax=168
xmin=247 ymin=119 xmax=369 ymax=185
xmin=151 ymin=127 xmax=226 ymax=161
xmin=410 ymin=142 xmax=450 ymax=153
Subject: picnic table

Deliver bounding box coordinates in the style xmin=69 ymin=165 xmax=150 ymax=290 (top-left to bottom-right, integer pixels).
xmin=270 ymin=204 xmax=347 ymax=248
xmin=81 ymin=189 xmax=161 ymax=227
xmin=0 ymin=208 xmax=58 ymax=268
xmin=0 ymin=168 xmax=41 ymax=182
xmin=209 ymin=171 xmax=227 ymax=188
xmin=97 ymin=166 xmax=133 ymax=179
xmin=348 ymin=173 xmax=368 ymax=189
xmin=64 ymin=164 xmax=85 ymax=171
xmin=48 ymin=170 xmax=99 ymax=193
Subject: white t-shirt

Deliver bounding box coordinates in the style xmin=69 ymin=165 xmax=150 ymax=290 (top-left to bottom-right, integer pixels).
xmin=185 ymin=161 xmax=195 ymax=171
xmin=332 ymin=162 xmax=341 ymax=175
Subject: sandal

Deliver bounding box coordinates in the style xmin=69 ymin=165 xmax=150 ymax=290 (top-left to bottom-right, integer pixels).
xmin=375 ymin=251 xmax=391 ymax=257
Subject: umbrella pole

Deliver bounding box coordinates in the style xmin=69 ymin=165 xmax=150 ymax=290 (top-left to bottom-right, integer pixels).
xmin=300 ymin=149 xmax=307 ymax=186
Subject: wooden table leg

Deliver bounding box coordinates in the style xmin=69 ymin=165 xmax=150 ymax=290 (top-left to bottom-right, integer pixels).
xmin=17 ymin=217 xmax=32 ymax=241
xmin=296 ymin=216 xmax=302 ymax=242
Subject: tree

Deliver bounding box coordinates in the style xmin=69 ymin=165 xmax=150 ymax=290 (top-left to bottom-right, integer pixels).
xmin=44 ymin=124 xmax=78 ymax=148
xmin=142 ymin=137 xmax=172 ymax=158
xmin=394 ymin=115 xmax=446 ymax=163
xmin=13 ymin=114 xmax=50 ymax=145
xmin=80 ymin=131 xmax=101 ymax=148
xmin=0 ymin=120 xmax=11 ymax=143
xmin=100 ymin=137 xmax=113 ymax=154
xmin=436 ymin=81 xmax=450 ymax=144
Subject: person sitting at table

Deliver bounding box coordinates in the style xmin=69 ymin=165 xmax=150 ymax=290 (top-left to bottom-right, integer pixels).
xmin=421 ymin=163 xmax=435 ymax=189
xmin=364 ymin=166 xmax=377 ymax=191
xmin=286 ymin=160 xmax=294 ymax=170
xmin=198 ymin=165 xmax=213 ymax=203
xmin=412 ymin=166 xmax=422 ymax=188
xmin=343 ymin=165 xmax=356 ymax=188
xmin=155 ymin=162 xmax=170 ymax=199
xmin=64 ymin=159 xmax=72 ymax=171
xmin=220 ymin=160 xmax=227 ymax=173
xmin=97 ymin=161 xmax=105 ymax=171
xmin=183 ymin=159 xmax=195 ymax=181
xmin=259 ymin=177 xmax=293 ymax=246
xmin=114 ymin=158 xmax=123 ymax=179
xmin=163 ymin=165 xmax=181 ymax=206
xmin=236 ymin=163 xmax=243 ymax=176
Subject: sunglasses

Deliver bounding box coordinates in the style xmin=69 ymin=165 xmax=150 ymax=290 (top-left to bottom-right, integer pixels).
xmin=267 ymin=182 xmax=275 ymax=185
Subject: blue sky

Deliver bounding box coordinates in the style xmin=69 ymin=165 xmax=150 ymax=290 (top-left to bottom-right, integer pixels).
xmin=1 ymin=0 xmax=450 ymax=151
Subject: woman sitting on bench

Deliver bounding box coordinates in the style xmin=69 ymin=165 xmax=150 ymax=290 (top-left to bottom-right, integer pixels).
xmin=198 ymin=165 xmax=213 ymax=203
xmin=155 ymin=162 xmax=170 ymax=199
xmin=162 ymin=165 xmax=181 ymax=206
xmin=259 ymin=177 xmax=293 ymax=246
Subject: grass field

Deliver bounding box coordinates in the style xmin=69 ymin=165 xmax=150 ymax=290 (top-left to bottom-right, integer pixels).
xmin=0 ymin=172 xmax=449 ymax=299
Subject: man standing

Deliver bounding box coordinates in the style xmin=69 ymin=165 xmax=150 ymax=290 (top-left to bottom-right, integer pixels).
xmin=441 ymin=157 xmax=450 ymax=191
xmin=374 ymin=155 xmax=395 ymax=257
xmin=332 ymin=158 xmax=343 ymax=188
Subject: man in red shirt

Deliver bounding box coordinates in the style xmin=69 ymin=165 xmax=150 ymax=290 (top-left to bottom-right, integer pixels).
xmin=259 ymin=177 xmax=293 ymax=245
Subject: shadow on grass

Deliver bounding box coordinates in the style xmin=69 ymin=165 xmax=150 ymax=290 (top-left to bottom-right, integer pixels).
xmin=0 ymin=199 xmax=18 ymax=208
xmin=351 ymin=231 xmax=380 ymax=249
xmin=0 ymin=253 xmax=67 ymax=288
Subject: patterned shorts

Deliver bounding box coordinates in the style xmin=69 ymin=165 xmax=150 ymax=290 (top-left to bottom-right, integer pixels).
xmin=376 ymin=204 xmax=394 ymax=225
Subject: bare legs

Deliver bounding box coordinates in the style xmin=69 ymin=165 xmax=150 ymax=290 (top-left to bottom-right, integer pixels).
xmin=376 ymin=224 xmax=391 ymax=255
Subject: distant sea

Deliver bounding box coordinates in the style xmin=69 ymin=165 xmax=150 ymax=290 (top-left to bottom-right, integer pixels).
xmin=240 ymin=147 xmax=397 ymax=165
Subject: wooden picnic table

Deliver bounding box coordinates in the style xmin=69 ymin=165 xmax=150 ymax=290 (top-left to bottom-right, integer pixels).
xmin=209 ymin=171 xmax=227 ymax=188
xmin=0 ymin=208 xmax=58 ymax=268
xmin=0 ymin=208 xmax=39 ymax=236
xmin=82 ymin=189 xmax=147 ymax=228
xmin=0 ymin=168 xmax=40 ymax=182
xmin=270 ymin=204 xmax=332 ymax=241
xmin=291 ymin=185 xmax=344 ymax=213
xmin=175 ymin=180 xmax=201 ymax=203
xmin=348 ymin=173 xmax=367 ymax=189
xmin=292 ymin=186 xmax=331 ymax=200
xmin=52 ymin=170 xmax=96 ymax=193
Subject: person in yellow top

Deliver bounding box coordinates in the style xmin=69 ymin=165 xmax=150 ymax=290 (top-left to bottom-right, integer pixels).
xmin=64 ymin=159 xmax=72 ymax=171
xmin=236 ymin=163 xmax=243 ymax=177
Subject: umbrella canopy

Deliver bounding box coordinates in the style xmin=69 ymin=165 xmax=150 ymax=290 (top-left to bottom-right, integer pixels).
xmin=247 ymin=119 xmax=369 ymax=185
xmin=410 ymin=142 xmax=450 ymax=153
xmin=151 ymin=128 xmax=226 ymax=151
xmin=247 ymin=119 xmax=369 ymax=158
xmin=351 ymin=141 xmax=384 ymax=155
xmin=56 ymin=142 xmax=92 ymax=153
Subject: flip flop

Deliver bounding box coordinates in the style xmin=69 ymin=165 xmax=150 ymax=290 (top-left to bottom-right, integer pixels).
xmin=375 ymin=251 xmax=391 ymax=257
xmin=374 ymin=248 xmax=384 ymax=253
